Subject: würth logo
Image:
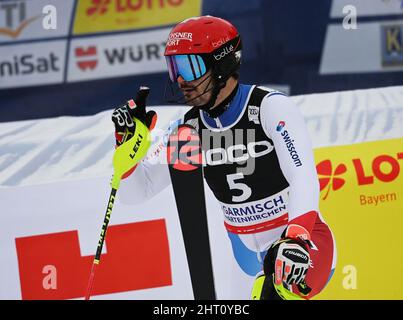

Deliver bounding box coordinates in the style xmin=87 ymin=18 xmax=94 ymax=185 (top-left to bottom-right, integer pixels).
xmin=75 ymin=46 xmax=98 ymax=71
xmin=316 ymin=160 xmax=347 ymax=200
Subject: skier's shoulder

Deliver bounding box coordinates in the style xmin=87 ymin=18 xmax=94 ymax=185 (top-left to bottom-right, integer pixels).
xmin=250 ymin=85 xmax=288 ymax=105
xmin=184 ymin=106 xmax=199 ymax=122
xmin=183 ymin=106 xmax=200 ymax=130
xmin=248 ymin=85 xmax=296 ymax=117
xmin=247 ymin=85 xmax=301 ymax=135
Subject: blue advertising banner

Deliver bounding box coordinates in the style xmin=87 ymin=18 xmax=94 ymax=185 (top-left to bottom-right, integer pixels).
xmin=1 ymin=0 xmax=403 ymax=122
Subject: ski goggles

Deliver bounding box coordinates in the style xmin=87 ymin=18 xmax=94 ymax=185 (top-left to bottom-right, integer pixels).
xmin=166 ymin=54 xmax=208 ymax=82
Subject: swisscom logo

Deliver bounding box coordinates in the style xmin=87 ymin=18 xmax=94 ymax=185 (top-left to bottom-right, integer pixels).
xmin=276 ymin=121 xmax=286 ymax=132
xmin=276 ymin=121 xmax=302 ymax=167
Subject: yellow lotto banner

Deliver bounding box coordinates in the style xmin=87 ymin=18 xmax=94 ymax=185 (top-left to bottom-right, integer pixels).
xmin=73 ymin=0 xmax=202 ymax=35
xmin=313 ymin=138 xmax=403 ymax=299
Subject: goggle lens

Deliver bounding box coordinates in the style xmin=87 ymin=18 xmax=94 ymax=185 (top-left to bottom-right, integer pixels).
xmin=166 ymin=54 xmax=207 ymax=82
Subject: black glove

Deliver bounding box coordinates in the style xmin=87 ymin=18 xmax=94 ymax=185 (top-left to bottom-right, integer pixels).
xmin=264 ymin=238 xmax=312 ymax=296
xmin=111 ymin=86 xmax=157 ymax=147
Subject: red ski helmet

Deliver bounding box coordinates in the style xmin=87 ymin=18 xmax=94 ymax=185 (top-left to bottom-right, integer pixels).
xmin=164 ymin=15 xmax=242 ymax=84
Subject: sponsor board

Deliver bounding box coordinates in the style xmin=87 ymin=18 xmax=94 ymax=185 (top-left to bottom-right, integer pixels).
xmin=320 ymin=21 xmax=403 ymax=74
xmin=67 ymin=28 xmax=170 ymax=82
xmin=73 ymin=0 xmax=202 ymax=35
xmin=0 ymin=177 xmax=194 ymax=299
xmin=16 ymin=220 xmax=172 ymax=299
xmin=330 ymin=0 xmax=403 ymax=18
xmin=314 ymin=138 xmax=403 ymax=299
xmin=0 ymin=0 xmax=74 ymax=43
xmin=381 ymin=24 xmax=403 ymax=66
xmin=0 ymin=40 xmax=66 ymax=89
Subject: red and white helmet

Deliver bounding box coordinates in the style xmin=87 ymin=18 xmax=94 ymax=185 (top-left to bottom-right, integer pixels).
xmin=164 ymin=15 xmax=242 ymax=84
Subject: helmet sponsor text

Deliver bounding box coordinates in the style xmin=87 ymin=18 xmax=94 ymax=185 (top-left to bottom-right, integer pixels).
xmin=166 ymin=32 xmax=193 ymax=46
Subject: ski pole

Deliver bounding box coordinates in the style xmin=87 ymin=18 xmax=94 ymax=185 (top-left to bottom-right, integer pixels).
xmin=85 ymin=187 xmax=117 ymax=300
xmin=84 ymin=118 xmax=150 ymax=300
